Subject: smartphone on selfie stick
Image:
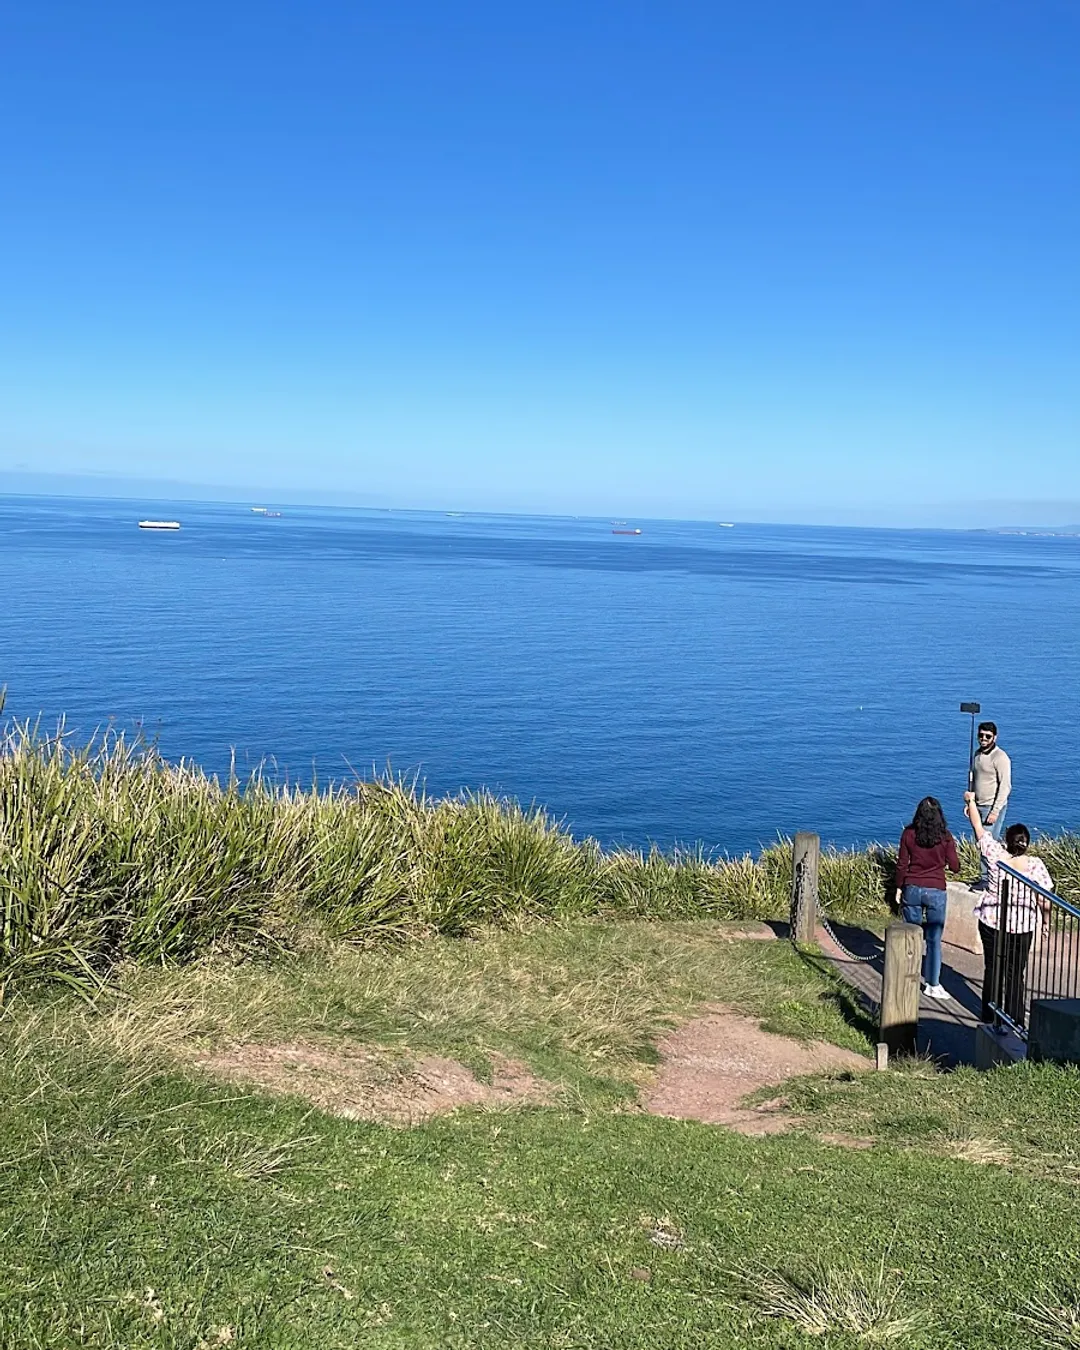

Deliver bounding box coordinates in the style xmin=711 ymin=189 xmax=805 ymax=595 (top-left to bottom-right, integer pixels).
xmin=960 ymin=701 xmax=981 ymax=791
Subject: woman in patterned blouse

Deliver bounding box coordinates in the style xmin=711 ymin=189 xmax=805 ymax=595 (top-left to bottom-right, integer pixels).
xmin=964 ymin=791 xmax=1053 ymax=1025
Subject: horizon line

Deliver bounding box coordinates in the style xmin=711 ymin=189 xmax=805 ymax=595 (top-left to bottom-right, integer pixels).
xmin=3 ymin=468 xmax=1080 ymax=533
xmin=4 ymin=482 xmax=1080 ymax=537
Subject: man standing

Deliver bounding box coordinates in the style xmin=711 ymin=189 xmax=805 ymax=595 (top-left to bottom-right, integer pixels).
xmin=971 ymin=721 xmax=1012 ymax=890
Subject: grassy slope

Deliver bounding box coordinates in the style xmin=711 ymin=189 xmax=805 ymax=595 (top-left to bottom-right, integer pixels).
xmin=81 ymin=921 xmax=873 ymax=1093
xmin=3 ymin=922 xmax=1080 ymax=1348
xmin=6 ymin=1077 xmax=1076 ymax=1349
xmin=780 ymin=1056 xmax=1080 ymax=1177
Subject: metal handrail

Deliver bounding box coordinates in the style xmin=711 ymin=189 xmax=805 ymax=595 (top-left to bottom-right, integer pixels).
xmin=998 ymin=861 xmax=1080 ymax=920
xmin=987 ymin=861 xmax=1080 ymax=1039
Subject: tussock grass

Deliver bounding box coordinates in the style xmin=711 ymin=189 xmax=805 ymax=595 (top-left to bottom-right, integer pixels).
xmin=187 ymin=1131 xmax=319 ymax=1182
xmin=0 ymin=722 xmax=894 ymax=992
xmin=1038 ymin=835 xmax=1080 ymax=908
xmin=1014 ymin=1291 xmax=1080 ymax=1347
xmin=726 ymin=1257 xmax=927 ymax=1343
xmin=3 ymin=719 xmax=1074 ymax=992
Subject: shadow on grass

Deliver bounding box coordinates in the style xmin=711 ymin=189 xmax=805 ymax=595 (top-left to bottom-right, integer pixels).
xmin=795 ymin=921 xmax=985 ymax=1070
xmin=793 ymin=942 xmax=880 ymax=1046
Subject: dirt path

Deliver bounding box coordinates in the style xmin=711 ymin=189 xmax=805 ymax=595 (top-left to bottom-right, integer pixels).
xmin=198 ymin=1005 xmax=867 ymax=1136
xmin=642 ymin=1010 xmax=868 ymax=1134
xmin=200 ymin=1042 xmax=556 ymax=1126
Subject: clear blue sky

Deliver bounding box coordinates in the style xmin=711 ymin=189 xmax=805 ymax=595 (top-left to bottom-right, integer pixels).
xmin=1 ymin=1 xmax=1077 ymax=523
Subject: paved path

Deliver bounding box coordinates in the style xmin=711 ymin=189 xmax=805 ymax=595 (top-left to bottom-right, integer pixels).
xmin=813 ymin=906 xmax=986 ymax=1067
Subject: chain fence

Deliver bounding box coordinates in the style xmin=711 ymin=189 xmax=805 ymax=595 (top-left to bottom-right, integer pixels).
xmin=817 ymin=910 xmax=882 ymax=964
xmin=790 ymin=850 xmax=881 ymax=965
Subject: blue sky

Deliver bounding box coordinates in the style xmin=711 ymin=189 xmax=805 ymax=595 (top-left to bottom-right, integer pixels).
xmin=1 ymin=1 xmax=1077 ymax=523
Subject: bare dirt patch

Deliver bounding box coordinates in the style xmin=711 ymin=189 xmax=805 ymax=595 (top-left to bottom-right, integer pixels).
xmin=199 ymin=1042 xmax=556 ymax=1126
xmin=818 ymin=1131 xmax=876 ymax=1149
xmin=642 ymin=1010 xmax=868 ymax=1135
xmin=712 ymin=922 xmax=778 ymax=941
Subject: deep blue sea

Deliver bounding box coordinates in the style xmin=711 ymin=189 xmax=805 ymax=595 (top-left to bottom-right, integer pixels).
xmin=3 ymin=494 xmax=1078 ymax=856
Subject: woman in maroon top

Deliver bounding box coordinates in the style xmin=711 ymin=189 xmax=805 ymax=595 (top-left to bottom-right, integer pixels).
xmin=895 ymin=797 xmax=961 ymax=1000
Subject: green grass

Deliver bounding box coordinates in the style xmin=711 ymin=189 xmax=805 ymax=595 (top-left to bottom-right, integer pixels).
xmin=3 ymin=920 xmax=1080 ymax=1348
xmin=11 ymin=921 xmax=873 ymax=1108
xmin=0 ymin=719 xmax=1032 ymax=994
xmin=6 ymin=719 xmax=1080 ymax=1344
xmin=7 ymin=1074 xmax=1080 ymax=1350
xmin=777 ymin=1055 xmax=1080 ymax=1176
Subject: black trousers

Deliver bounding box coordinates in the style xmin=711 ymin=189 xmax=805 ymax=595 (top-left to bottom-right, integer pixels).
xmin=979 ymin=921 xmax=1034 ymax=1026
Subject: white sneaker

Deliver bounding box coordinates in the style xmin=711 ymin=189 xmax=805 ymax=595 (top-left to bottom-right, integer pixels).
xmin=923 ymin=983 xmax=950 ymax=1000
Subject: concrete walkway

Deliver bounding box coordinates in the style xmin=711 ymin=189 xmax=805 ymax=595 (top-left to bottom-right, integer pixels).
xmin=813 ymin=882 xmax=988 ymax=1067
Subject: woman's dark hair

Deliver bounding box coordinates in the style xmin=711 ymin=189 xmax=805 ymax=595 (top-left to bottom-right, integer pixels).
xmin=911 ymin=796 xmax=948 ymax=848
xmin=1005 ymin=823 xmax=1030 ymax=856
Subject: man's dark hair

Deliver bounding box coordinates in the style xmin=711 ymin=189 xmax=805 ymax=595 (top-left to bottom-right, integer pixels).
xmin=978 ymin=721 xmax=998 ymax=736
xmin=911 ymin=796 xmax=947 ymax=849
xmin=1005 ymin=824 xmax=1030 ymax=856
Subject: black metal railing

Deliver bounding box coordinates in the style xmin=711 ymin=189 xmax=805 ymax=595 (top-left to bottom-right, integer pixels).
xmin=986 ymin=862 xmax=1080 ymax=1038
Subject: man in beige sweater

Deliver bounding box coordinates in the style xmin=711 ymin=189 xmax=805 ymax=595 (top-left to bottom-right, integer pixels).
xmin=971 ymin=720 xmax=1012 ymax=890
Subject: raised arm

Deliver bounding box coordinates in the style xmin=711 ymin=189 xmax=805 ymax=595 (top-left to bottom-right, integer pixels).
xmin=964 ymin=791 xmax=985 ymax=840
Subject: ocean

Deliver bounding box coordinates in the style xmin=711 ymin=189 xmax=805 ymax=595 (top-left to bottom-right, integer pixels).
xmin=3 ymin=493 xmax=1078 ymax=856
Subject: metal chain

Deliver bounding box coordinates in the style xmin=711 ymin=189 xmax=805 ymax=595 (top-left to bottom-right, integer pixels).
xmin=790 ymin=855 xmax=880 ymax=963
xmin=789 ymin=855 xmax=806 ymax=938
xmin=816 ymin=910 xmax=881 ymax=964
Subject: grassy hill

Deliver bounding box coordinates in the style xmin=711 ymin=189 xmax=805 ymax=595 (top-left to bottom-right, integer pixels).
xmin=2 ymin=920 xmax=1080 ymax=1348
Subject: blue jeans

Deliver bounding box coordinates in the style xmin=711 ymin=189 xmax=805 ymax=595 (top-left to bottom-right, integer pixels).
xmin=902 ymin=886 xmax=947 ymax=986
xmin=978 ymin=804 xmax=1008 ymax=885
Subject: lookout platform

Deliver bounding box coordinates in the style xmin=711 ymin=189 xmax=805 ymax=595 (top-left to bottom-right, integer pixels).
xmin=815 ymin=881 xmax=987 ymax=1067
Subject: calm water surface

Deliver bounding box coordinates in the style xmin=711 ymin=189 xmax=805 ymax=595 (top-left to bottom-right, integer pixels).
xmin=3 ymin=495 xmax=1078 ymax=855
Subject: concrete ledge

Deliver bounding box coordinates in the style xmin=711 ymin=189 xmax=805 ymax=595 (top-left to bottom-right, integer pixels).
xmin=975 ymin=1022 xmax=1026 ymax=1069
xmin=1029 ymin=999 xmax=1080 ymax=1066
xmin=945 ymin=882 xmax=982 ymax=955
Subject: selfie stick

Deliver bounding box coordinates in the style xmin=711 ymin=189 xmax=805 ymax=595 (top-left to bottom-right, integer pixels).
xmin=960 ymin=701 xmax=981 ymax=791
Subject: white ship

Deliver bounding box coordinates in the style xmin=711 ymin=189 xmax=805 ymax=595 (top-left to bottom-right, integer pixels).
xmin=138 ymin=520 xmax=180 ymax=530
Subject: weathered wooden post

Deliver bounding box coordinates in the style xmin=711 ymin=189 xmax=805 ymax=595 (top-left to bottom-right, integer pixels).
xmin=879 ymin=922 xmax=921 ymax=1056
xmin=792 ymin=832 xmax=820 ymax=943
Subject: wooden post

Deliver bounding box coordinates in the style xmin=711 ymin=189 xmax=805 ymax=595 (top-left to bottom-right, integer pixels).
xmin=792 ymin=832 xmax=820 ymax=943
xmin=880 ymin=922 xmax=922 ymax=1056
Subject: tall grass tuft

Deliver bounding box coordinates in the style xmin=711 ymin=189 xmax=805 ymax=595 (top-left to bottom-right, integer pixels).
xmin=725 ymin=1259 xmax=928 ymax=1343
xmin=1036 ymin=834 xmax=1080 ymax=908
xmin=1012 ymin=1291 xmax=1080 ymax=1348
xmin=4 ymin=719 xmax=1076 ymax=993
